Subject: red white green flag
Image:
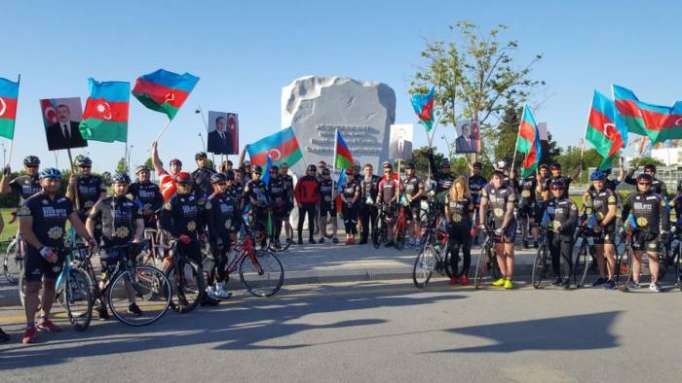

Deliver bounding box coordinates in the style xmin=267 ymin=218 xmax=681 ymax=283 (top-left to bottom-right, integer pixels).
xmin=0 ymin=77 xmax=19 ymax=139
xmin=515 ymin=105 xmax=542 ymax=177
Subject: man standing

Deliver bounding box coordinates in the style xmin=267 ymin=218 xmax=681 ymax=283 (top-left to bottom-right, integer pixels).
xmin=66 ymin=156 xmax=106 ymax=221
xmin=128 ymin=165 xmax=164 ymax=228
xmin=358 ymin=164 xmax=380 ymax=244
xmin=45 ymin=104 xmax=87 ymax=151
xmin=191 ymin=152 xmax=216 ymax=199
xmin=294 ymin=164 xmax=320 ymax=245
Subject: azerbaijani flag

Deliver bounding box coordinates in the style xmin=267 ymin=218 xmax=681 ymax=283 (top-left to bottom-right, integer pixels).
xmin=0 ymin=77 xmax=19 ymax=139
xmin=79 ymin=78 xmax=130 ymax=143
xmin=132 ymin=69 xmax=199 ymax=120
xmin=515 ymin=105 xmax=542 ymax=177
xmin=334 ymin=129 xmax=353 ymax=169
xmin=613 ymin=84 xmax=682 ymax=144
xmin=247 ymin=127 xmax=302 ymax=167
xmin=586 ymin=91 xmax=627 ymax=169
xmin=411 ymin=87 xmax=435 ymax=132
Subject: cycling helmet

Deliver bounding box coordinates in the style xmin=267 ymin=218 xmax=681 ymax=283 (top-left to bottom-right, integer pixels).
xmin=590 ymin=170 xmax=606 ymax=181
xmin=169 ymin=158 xmax=182 ymax=166
xmin=441 ymin=159 xmax=450 ymax=168
xmin=23 ymin=155 xmax=40 ymax=167
xmin=306 ymin=164 xmax=316 ymax=172
xmin=549 ymin=162 xmax=561 ymax=170
xmin=210 ymin=173 xmax=226 ymax=184
xmin=195 ymin=152 xmax=207 ymax=160
xmin=404 ymin=162 xmax=415 ymax=170
xmin=174 ymin=171 xmax=193 ymax=184
xmin=39 ymin=168 xmax=62 ymax=180
xmin=76 ymin=156 xmax=92 ymax=167
xmin=636 ymin=173 xmax=653 ymax=184
xmin=252 ymin=165 xmax=263 ymax=175
xmin=270 ymin=165 xmax=279 ymax=172
xmin=383 ymin=161 xmax=393 ymax=169
xmin=111 ymin=172 xmax=130 ymax=184
xmin=135 ymin=165 xmax=150 ymax=174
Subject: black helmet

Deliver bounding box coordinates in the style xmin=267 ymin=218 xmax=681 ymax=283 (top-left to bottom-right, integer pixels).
xmin=270 ymin=165 xmax=279 ymax=172
xmin=440 ymin=159 xmax=450 ymax=168
xmin=23 ymin=155 xmax=40 ymax=167
xmin=636 ymin=173 xmax=653 ymax=184
xmin=383 ymin=161 xmax=393 ymax=170
xmin=111 ymin=172 xmax=130 ymax=184
xmin=195 ymin=152 xmax=207 ymax=160
xmin=76 ymin=156 xmax=92 ymax=167
xmin=210 ymin=173 xmax=226 ymax=184
xmin=550 ymin=162 xmax=561 ymax=170
xmin=135 ymin=165 xmax=150 ymax=174
xmin=404 ymin=162 xmax=415 ymax=170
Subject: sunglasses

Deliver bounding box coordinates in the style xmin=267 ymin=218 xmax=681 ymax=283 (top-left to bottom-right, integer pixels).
xmin=638 ymin=182 xmax=651 ymax=186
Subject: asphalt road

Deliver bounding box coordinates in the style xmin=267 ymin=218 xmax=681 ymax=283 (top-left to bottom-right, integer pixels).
xmin=1 ymin=279 xmax=680 ymax=383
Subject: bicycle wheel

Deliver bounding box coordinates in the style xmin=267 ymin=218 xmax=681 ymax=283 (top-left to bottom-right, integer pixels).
xmin=239 ymin=250 xmax=284 ymax=297
xmin=60 ymin=267 xmax=93 ymax=331
xmin=372 ymin=220 xmax=383 ymax=249
xmin=474 ymin=244 xmax=489 ymax=289
xmin=3 ymin=239 xmax=21 ymax=285
xmin=167 ymin=258 xmax=204 ymax=313
xmin=573 ymin=239 xmax=591 ymax=288
xmin=531 ymin=244 xmax=549 ymax=289
xmin=108 ymin=265 xmax=171 ymax=326
xmin=412 ymin=245 xmax=437 ymax=288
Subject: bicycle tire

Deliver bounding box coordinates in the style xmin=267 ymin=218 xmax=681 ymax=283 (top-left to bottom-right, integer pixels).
xmin=573 ymin=239 xmax=591 ymax=288
xmin=412 ymin=245 xmax=436 ymax=288
xmin=108 ymin=265 xmax=171 ymax=327
xmin=3 ymin=238 xmax=21 ymax=285
xmin=60 ymin=267 xmax=93 ymax=332
xmin=239 ymin=250 xmax=284 ymax=297
xmin=473 ymin=244 xmax=488 ymax=289
xmin=372 ymin=221 xmax=383 ymax=249
xmin=531 ymin=244 xmax=549 ymax=289
xmin=167 ymin=258 xmax=204 ymax=313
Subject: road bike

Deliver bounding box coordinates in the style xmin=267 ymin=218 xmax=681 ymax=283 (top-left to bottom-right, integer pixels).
xmin=473 ymin=222 xmax=502 ymax=289
xmin=531 ymin=226 xmax=572 ymax=289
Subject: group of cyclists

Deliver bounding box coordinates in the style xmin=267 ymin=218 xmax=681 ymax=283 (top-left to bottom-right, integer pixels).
xmin=0 ymin=140 xmax=679 ymax=345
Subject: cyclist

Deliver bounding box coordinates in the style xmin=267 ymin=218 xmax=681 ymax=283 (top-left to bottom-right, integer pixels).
xmin=582 ymin=170 xmax=619 ymax=288
xmin=191 ymin=152 xmax=216 ymax=199
xmin=1 ymin=155 xmax=42 ymax=205
xmin=340 ymin=168 xmax=361 ymax=244
xmin=468 ymin=162 xmax=487 ymax=212
xmin=205 ymin=173 xmax=239 ymax=300
xmin=376 ymin=162 xmax=400 ymax=247
xmin=545 ymin=179 xmax=579 ymax=288
xmin=159 ymin=171 xmax=216 ymax=305
xmin=66 ymin=156 xmax=106 ymax=221
xmin=86 ymin=172 xmax=145 ymax=319
xmin=670 ymin=180 xmax=682 ymax=233
xmin=547 ymin=162 xmax=580 ymax=198
xmin=279 ymin=162 xmax=295 ymax=244
xmin=128 ymin=165 xmax=164 ymax=228
xmin=294 ymin=164 xmax=320 ymax=244
xmin=359 ymin=164 xmax=380 ymax=245
xmin=244 ymin=165 xmax=270 ymax=247
xmin=621 ymin=173 xmax=669 ymax=292
xmin=517 ymin=170 xmax=538 ymax=248
xmin=479 ymin=170 xmax=517 ymax=289
xmin=402 ymin=162 xmax=425 ymax=247
xmin=623 ymin=163 xmax=667 ymax=197
xmin=18 ymin=168 xmax=96 ymax=344
xmin=444 ymin=176 xmax=474 ymax=285
xmin=427 ymin=149 xmax=454 ymax=196
xmin=151 ymin=140 xmax=182 ymax=200
xmin=267 ymin=165 xmax=289 ymax=247
xmin=318 ymin=168 xmax=339 ymax=244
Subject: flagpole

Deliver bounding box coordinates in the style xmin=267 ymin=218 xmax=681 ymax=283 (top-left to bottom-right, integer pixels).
xmin=7 ymin=74 xmax=20 ymax=169
xmin=154 ymin=119 xmax=173 ymax=143
xmin=332 ymin=128 xmax=338 ymax=208
xmin=510 ymin=105 xmax=524 ymax=176
xmin=66 ymin=148 xmax=81 ymax=211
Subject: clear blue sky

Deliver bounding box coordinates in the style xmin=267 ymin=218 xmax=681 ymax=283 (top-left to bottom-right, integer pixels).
xmin=3 ymin=0 xmax=682 ymax=172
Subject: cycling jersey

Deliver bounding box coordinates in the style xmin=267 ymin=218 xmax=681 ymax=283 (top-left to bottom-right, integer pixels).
xmin=128 ymin=181 xmax=164 ymax=213
xmin=192 ymin=167 xmax=216 ymax=198
xmin=268 ymin=177 xmax=288 ymax=213
xmin=481 ymin=183 xmax=517 ymax=229
xmin=319 ymin=178 xmax=334 ymax=205
xmin=377 ymin=177 xmax=399 ymax=205
xmin=517 ymin=176 xmax=537 ymax=209
xmin=88 ymin=196 xmax=141 ymax=246
xmin=205 ymin=191 xmax=239 ymax=244
xmin=75 ymin=175 xmax=106 ymax=214
xmin=468 ymin=174 xmax=487 ymax=207
xmin=342 ymin=181 xmax=360 ymax=203
xmin=159 ymin=193 xmax=205 ymax=239
xmin=17 ymin=191 xmax=73 ymax=249
xmin=545 ymin=197 xmax=578 ymax=237
xmin=622 ymin=191 xmax=669 ymax=236
xmin=9 ymin=175 xmax=41 ymax=205
xmin=245 ymin=179 xmax=269 ymax=208
xmin=670 ymin=194 xmax=682 ymax=228
xmin=585 ymin=188 xmax=617 ymax=223
xmin=403 ymin=175 xmax=423 ymax=203
xmin=445 ymin=194 xmax=473 ymax=228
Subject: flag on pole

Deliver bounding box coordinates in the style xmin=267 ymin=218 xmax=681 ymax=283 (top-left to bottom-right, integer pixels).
xmin=410 ymin=87 xmax=435 ymax=132
xmin=0 ymin=77 xmax=19 ymax=139
xmin=586 ymin=90 xmax=627 ymax=169
xmin=247 ymin=127 xmax=303 ymax=167
xmin=515 ymin=105 xmax=542 ymax=177
xmin=334 ymin=129 xmax=353 ymax=169
xmin=613 ymin=84 xmax=682 ymax=144
xmin=79 ymin=78 xmax=130 ymax=143
xmin=132 ymin=69 xmax=199 ymax=120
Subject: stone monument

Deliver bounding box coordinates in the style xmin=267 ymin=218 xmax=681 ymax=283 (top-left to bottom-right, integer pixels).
xmin=281 ymin=76 xmax=396 ymax=173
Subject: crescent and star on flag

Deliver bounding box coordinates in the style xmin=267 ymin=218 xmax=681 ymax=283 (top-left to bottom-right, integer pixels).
xmin=0 ymin=97 xmax=6 ymax=117
xmin=95 ymin=101 xmax=112 ymax=120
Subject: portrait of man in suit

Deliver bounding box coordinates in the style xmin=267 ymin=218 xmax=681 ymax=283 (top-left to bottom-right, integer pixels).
xmin=44 ymin=102 xmax=88 ymax=151
xmin=388 ymin=124 xmax=414 ymax=161
xmin=455 ymin=120 xmax=479 ymax=154
xmin=207 ymin=114 xmax=232 ymax=155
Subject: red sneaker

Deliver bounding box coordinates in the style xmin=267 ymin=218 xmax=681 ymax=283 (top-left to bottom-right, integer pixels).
xmin=346 ymin=238 xmax=355 ymax=245
xmin=448 ymin=277 xmax=457 ymax=286
xmin=22 ymin=327 xmax=37 ymax=344
xmin=37 ymin=319 xmax=62 ymax=333
xmin=459 ymin=275 xmax=470 ymax=286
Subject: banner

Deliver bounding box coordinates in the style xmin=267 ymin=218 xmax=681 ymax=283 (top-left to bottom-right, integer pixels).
xmin=40 ymin=97 xmax=88 ymax=151
xmin=207 ymin=111 xmax=239 ymax=155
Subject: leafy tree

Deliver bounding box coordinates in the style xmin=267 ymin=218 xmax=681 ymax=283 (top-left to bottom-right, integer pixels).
xmin=628 ymin=156 xmax=664 ymax=169
xmin=116 ymin=158 xmax=128 ymax=174
xmin=411 ymin=21 xmax=543 ymax=165
xmin=412 ymin=146 xmax=445 ymax=177
xmin=541 ymin=132 xmax=562 ymax=166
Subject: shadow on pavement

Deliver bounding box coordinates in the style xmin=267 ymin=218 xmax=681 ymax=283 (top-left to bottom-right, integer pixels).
xmin=429 ymin=311 xmax=622 ymax=353
xmin=0 ymin=283 xmax=465 ymax=370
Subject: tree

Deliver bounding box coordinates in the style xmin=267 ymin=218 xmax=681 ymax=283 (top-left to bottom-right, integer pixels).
xmin=411 ymin=21 xmax=543 ymax=165
xmin=541 ymin=132 xmax=562 ymax=166
xmin=116 ymin=157 xmax=128 ymax=174
xmin=412 ymin=146 xmax=445 ymax=177
xmin=493 ymin=101 xmax=521 ymax=165
xmin=629 ymin=156 xmax=664 ymax=169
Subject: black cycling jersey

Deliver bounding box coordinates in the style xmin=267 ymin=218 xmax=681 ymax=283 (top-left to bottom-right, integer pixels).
xmin=548 ymin=175 xmax=572 ymax=198
xmin=268 ymin=177 xmax=288 ymax=211
xmin=319 ymin=178 xmax=334 ymax=205
xmin=128 ymin=181 xmax=164 ymax=213
xmin=584 ymin=188 xmax=617 ymax=223
xmin=545 ymin=197 xmax=578 ymax=236
xmin=9 ymin=174 xmax=41 ymax=205
xmin=518 ymin=176 xmax=537 ymax=208
xmin=343 ymin=180 xmax=360 ymax=203
xmin=481 ymin=183 xmax=517 ymax=229
xmin=205 ymin=191 xmax=239 ymax=243
xmin=403 ymin=175 xmax=423 ymax=200
xmin=468 ymin=174 xmax=487 ymax=206
xmin=159 ymin=193 xmax=205 ymax=239
xmin=245 ymin=179 xmax=269 ymax=208
xmin=16 ymin=191 xmax=73 ymax=249
xmin=622 ymin=191 xmax=669 ymax=235
xmin=191 ymin=167 xmax=216 ymax=198
xmin=74 ymin=174 xmax=105 ymax=213
xmin=445 ymin=194 xmax=473 ymax=228
xmin=88 ymin=195 xmax=141 ymax=246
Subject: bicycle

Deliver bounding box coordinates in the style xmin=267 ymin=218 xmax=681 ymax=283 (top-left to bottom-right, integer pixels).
xmin=667 ymin=231 xmax=682 ymax=291
xmin=372 ymin=205 xmax=390 ymax=249
xmin=473 ymin=223 xmax=502 ymax=289
xmin=531 ymin=225 xmax=572 ymax=289
xmin=96 ymin=242 xmax=172 ymax=326
xmin=572 ymin=221 xmax=598 ymax=288
xmin=393 ymin=204 xmax=409 ymax=250
xmin=166 ymin=239 xmax=206 ymax=313
xmin=265 ymin=210 xmax=292 ymax=253
xmin=412 ymin=207 xmax=451 ymax=288
xmin=2 ymin=235 xmax=22 ymax=285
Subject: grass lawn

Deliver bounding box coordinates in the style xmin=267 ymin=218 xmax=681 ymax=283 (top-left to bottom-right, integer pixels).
xmin=1 ymin=208 xmax=17 ymax=242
